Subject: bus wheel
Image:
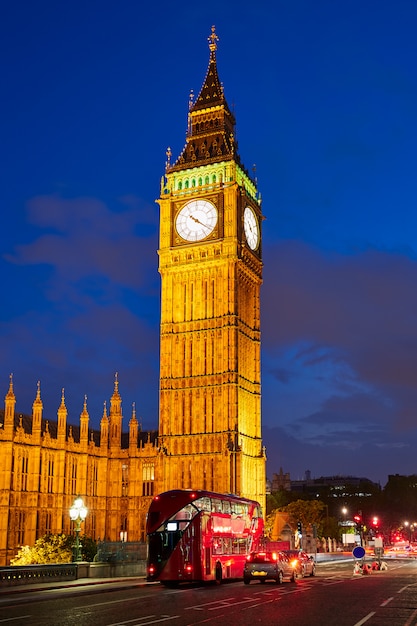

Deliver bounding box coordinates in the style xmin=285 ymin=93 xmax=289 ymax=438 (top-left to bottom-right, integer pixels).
xmin=215 ymin=562 xmax=222 ymax=584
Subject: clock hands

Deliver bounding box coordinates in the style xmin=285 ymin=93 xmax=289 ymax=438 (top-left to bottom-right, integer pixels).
xmin=190 ymin=214 xmax=211 ymax=231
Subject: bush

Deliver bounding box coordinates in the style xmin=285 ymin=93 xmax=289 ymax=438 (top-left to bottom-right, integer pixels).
xmin=11 ymin=533 xmax=73 ymax=565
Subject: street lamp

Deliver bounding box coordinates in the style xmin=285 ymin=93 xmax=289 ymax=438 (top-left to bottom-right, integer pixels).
xmin=69 ymin=496 xmax=87 ymax=562
xmin=404 ymin=520 xmax=411 ymax=543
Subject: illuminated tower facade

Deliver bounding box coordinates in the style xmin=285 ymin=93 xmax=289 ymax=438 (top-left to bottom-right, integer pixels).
xmin=157 ymin=27 xmax=265 ymax=509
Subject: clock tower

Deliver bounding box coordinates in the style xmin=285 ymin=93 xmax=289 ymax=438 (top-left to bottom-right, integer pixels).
xmin=157 ymin=27 xmax=265 ymax=510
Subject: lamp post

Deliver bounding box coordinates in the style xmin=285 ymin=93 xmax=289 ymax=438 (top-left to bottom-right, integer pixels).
xmin=69 ymin=496 xmax=87 ymax=562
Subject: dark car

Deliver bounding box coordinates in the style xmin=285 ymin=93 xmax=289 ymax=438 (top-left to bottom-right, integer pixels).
xmin=243 ymin=550 xmax=296 ymax=584
xmin=283 ymin=550 xmax=316 ymax=578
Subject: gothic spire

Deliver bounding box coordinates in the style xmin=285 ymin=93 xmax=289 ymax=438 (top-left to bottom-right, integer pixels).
xmin=191 ymin=25 xmax=228 ymax=112
xmin=168 ymin=26 xmax=239 ymax=173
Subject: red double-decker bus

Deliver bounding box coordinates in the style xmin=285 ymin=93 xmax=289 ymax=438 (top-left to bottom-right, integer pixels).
xmin=146 ymin=489 xmax=264 ymax=584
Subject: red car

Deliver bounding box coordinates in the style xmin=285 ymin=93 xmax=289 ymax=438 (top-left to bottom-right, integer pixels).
xmin=284 ymin=550 xmax=316 ymax=578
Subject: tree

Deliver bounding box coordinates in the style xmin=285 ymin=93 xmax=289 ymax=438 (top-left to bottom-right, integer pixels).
xmin=11 ymin=533 xmax=73 ymax=565
xmin=283 ymin=499 xmax=325 ymax=533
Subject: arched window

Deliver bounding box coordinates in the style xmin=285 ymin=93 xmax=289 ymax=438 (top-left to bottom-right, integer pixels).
xmin=212 ymin=174 xmax=217 ymax=184
xmin=185 ymin=180 xmax=189 ymax=189
xmin=178 ymin=181 xmax=182 ymax=190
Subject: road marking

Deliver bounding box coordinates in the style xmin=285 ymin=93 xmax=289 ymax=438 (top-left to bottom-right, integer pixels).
xmin=380 ymin=597 xmax=394 ymax=606
xmin=109 ymin=617 xmax=179 ymax=626
xmin=0 ymin=618 xmax=32 ymax=624
xmin=107 ymin=617 xmax=155 ymax=625
xmin=353 ymin=612 xmax=375 ymax=626
xmin=185 ymin=598 xmax=237 ymax=610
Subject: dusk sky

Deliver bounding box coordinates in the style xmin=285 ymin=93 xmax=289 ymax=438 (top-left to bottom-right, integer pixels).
xmin=2 ymin=1 xmax=417 ymax=487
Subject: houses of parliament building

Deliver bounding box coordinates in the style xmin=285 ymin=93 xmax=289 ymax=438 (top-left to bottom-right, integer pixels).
xmin=0 ymin=27 xmax=266 ymax=566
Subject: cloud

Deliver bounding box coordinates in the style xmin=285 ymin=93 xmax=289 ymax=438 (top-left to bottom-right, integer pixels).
xmin=5 ymin=194 xmax=158 ymax=290
xmin=0 ymin=194 xmax=160 ymax=425
xmin=261 ymin=240 xmax=417 ymax=483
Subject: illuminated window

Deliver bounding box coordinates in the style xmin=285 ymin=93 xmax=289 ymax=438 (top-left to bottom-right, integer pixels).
xmin=17 ymin=511 xmax=25 ymax=545
xmin=21 ymin=453 xmax=29 ymax=492
xmin=142 ymin=463 xmax=154 ymax=496
xmin=47 ymin=457 xmax=54 ymax=494
xmin=71 ymin=459 xmax=77 ymax=495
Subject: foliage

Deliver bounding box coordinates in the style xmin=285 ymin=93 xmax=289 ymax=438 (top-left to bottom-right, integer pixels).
xmin=283 ymin=499 xmax=325 ymax=532
xmin=321 ymin=516 xmax=341 ymax=540
xmin=10 ymin=533 xmax=97 ymax=565
xmin=266 ymin=490 xmax=293 ymax=514
xmin=11 ymin=533 xmax=73 ymax=565
xmin=81 ymin=535 xmax=97 ymax=562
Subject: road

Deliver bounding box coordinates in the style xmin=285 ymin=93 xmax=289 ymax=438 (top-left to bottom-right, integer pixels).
xmin=1 ymin=559 xmax=417 ymax=625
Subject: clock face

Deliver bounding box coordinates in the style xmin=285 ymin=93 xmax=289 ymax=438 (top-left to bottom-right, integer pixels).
xmin=243 ymin=206 xmax=259 ymax=250
xmin=175 ymin=199 xmax=218 ymax=242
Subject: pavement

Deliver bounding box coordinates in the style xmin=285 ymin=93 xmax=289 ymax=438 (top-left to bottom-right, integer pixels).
xmin=0 ymin=575 xmax=150 ymax=598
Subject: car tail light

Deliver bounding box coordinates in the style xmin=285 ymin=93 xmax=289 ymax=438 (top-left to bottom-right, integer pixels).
xmin=148 ymin=565 xmax=155 ymax=574
xmin=185 ymin=564 xmax=192 ymax=573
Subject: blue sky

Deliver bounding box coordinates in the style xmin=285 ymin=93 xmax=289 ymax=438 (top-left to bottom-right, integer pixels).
xmin=2 ymin=0 xmax=417 ymax=486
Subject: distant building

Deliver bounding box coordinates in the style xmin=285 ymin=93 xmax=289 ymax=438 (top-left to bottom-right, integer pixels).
xmin=269 ymin=469 xmax=379 ymax=498
xmin=290 ymin=471 xmax=379 ymax=497
xmin=270 ymin=467 xmax=291 ymax=492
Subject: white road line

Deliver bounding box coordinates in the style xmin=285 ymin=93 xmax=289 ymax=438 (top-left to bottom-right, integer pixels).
xmin=0 ymin=618 xmax=32 ymax=624
xmin=107 ymin=617 xmax=155 ymax=625
xmin=380 ymin=597 xmax=394 ymax=606
xmin=109 ymin=616 xmax=179 ymax=626
xmin=185 ymin=599 xmax=237 ymax=610
xmin=353 ymin=612 xmax=375 ymax=626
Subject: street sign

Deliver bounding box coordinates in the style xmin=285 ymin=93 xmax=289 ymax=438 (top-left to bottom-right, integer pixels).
xmin=352 ymin=546 xmax=365 ymax=559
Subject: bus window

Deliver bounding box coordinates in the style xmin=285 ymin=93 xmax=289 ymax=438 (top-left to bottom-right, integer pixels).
xmin=223 ymin=537 xmax=232 ymax=554
xmin=213 ymin=538 xmax=223 ymax=555
xmin=212 ymin=498 xmax=222 ymax=513
xmin=222 ymin=500 xmax=231 ymax=515
xmin=194 ymin=497 xmax=211 ymax=512
xmin=170 ymin=503 xmax=197 ymax=530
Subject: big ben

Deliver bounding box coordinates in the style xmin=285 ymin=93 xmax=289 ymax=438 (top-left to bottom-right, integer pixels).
xmin=157 ymin=27 xmax=266 ymax=510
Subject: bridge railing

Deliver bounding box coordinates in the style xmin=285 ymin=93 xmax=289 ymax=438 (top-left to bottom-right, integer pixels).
xmin=0 ymin=563 xmax=77 ymax=586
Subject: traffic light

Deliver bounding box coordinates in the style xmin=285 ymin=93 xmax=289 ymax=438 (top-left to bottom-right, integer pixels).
xmin=353 ymin=514 xmax=362 ymax=533
xmin=297 ymin=521 xmax=303 ymax=535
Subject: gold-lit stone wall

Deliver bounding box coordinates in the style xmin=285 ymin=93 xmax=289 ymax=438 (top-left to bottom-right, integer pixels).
xmin=0 ymin=377 xmax=160 ymax=566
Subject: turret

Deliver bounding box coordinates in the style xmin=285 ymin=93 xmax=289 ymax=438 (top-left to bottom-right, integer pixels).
xmin=109 ymin=373 xmax=122 ymax=448
xmin=80 ymin=395 xmax=89 ymax=447
xmin=57 ymin=388 xmax=67 ymax=444
xmin=32 ymin=381 xmax=43 ymax=442
xmin=100 ymin=401 xmax=109 ymax=447
xmin=3 ymin=374 xmax=15 ymax=439
xmin=129 ymin=402 xmax=138 ymax=450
